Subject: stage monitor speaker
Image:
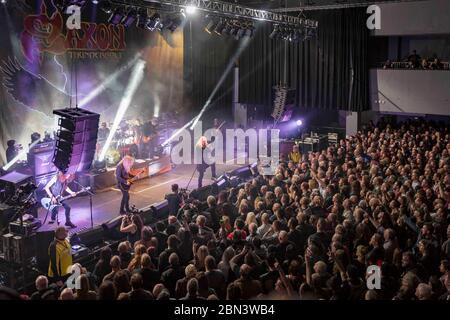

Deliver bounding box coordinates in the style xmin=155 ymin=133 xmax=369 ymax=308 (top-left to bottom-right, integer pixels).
xmin=250 ymin=162 xmax=258 ymax=176
xmin=35 ymin=230 xmax=55 ymax=273
xmin=0 ymin=203 xmax=15 ymax=231
xmin=0 ymin=171 xmax=34 ymax=198
xmin=151 ymin=200 xmax=169 ymax=220
xmin=138 ymin=205 xmax=155 ymax=225
xmin=1 ymin=233 xmax=14 ymax=261
xmin=228 ymin=165 xmax=252 ymax=180
xmin=71 ymin=226 xmax=104 ymax=247
xmin=214 ymin=175 xmax=230 ymax=192
xmin=101 ymin=216 xmax=126 ymax=241
xmin=190 ymin=185 xmax=214 ymax=202
xmin=53 ymin=108 xmax=100 ymax=174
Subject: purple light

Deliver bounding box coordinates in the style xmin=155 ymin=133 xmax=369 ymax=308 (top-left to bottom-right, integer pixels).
xmin=296 ymin=120 xmax=303 ymax=127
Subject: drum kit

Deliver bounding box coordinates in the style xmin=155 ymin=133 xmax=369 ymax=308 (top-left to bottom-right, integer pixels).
xmin=101 ymin=115 xmax=180 ymax=166
xmin=103 ymin=119 xmax=139 ymax=166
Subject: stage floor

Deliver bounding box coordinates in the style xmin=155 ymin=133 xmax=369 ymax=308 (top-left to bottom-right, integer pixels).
xmin=36 ymin=163 xmax=241 ymax=234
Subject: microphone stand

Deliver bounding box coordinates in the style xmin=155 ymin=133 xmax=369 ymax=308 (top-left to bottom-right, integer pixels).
xmin=73 ymin=180 xmax=95 ymax=228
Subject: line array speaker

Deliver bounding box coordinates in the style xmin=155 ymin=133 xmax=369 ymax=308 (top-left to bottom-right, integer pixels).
xmin=53 ymin=108 xmax=100 ymax=174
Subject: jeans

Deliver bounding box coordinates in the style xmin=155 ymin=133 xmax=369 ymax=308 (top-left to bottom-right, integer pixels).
xmin=120 ymin=189 xmax=130 ymax=213
xmin=197 ymin=164 xmax=217 ymax=188
xmin=51 ymin=202 xmax=71 ymax=222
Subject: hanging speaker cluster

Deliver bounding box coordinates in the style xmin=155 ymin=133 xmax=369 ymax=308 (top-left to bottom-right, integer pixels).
xmin=52 ymin=108 xmax=100 ymax=174
xmin=272 ymin=85 xmax=296 ymax=123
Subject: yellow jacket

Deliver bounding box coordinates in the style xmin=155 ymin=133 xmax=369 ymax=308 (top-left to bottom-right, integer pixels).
xmin=288 ymin=151 xmax=301 ymax=164
xmin=48 ymin=239 xmax=72 ymax=279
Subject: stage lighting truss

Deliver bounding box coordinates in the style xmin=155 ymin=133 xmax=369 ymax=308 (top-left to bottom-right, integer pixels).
xmin=204 ymin=16 xmax=255 ymax=40
xmin=104 ymin=0 xmax=318 ymax=40
xmin=269 ymin=24 xmax=316 ymax=43
xmin=105 ymin=1 xmax=186 ymax=33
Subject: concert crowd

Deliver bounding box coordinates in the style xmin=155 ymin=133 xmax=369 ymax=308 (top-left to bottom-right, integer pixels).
xmin=1 ymin=119 xmax=449 ymax=300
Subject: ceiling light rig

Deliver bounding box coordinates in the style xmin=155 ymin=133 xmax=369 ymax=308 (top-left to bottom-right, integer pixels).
xmin=204 ymin=15 xmax=255 ymax=40
xmin=97 ymin=1 xmax=318 ymax=40
xmin=269 ymin=24 xmax=317 ymax=43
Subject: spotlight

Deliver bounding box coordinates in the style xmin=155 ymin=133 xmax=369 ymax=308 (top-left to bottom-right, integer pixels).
xmin=146 ymin=13 xmax=161 ymax=31
xmin=109 ymin=6 xmax=125 ymax=25
xmin=245 ymin=25 xmax=255 ymax=37
xmin=121 ymin=8 xmax=137 ymax=27
xmin=136 ymin=8 xmax=148 ymax=29
xmin=304 ymin=28 xmax=317 ymax=40
xmin=296 ymin=120 xmax=303 ymax=127
xmin=92 ymin=0 xmax=98 ymax=4
xmin=204 ymin=18 xmax=218 ymax=34
xmin=1 ymin=0 xmax=6 ymax=4
xmin=93 ymin=159 xmax=107 ymax=173
xmin=229 ymin=22 xmax=239 ymax=36
xmin=236 ymin=27 xmax=245 ymax=40
xmin=99 ymin=0 xmax=112 ymax=14
xmin=167 ymin=15 xmax=183 ymax=32
xmin=269 ymin=25 xmax=279 ymax=39
xmin=185 ymin=5 xmax=197 ymax=15
xmin=222 ymin=22 xmax=232 ymax=35
xmin=214 ymin=20 xmax=225 ymax=35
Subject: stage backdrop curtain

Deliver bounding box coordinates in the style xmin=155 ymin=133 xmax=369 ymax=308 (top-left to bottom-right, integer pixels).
xmin=184 ymin=20 xmax=239 ymax=120
xmin=185 ymin=8 xmax=369 ymax=119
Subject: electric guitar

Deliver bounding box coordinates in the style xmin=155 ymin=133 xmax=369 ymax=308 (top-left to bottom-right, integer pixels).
xmin=119 ymin=169 xmax=145 ymax=191
xmin=41 ymin=187 xmax=91 ymax=211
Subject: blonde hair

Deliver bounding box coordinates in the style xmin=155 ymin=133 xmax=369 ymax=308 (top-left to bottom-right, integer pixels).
xmin=245 ymin=212 xmax=257 ymax=226
xmin=196 ymin=245 xmax=209 ymax=270
xmin=196 ymin=136 xmax=208 ymax=148
xmin=119 ymin=155 xmax=135 ymax=173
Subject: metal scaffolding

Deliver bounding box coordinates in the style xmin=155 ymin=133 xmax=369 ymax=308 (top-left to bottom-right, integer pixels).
xmin=109 ymin=0 xmax=318 ymax=27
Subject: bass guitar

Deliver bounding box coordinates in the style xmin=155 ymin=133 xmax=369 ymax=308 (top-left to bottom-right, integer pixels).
xmin=41 ymin=187 xmax=91 ymax=211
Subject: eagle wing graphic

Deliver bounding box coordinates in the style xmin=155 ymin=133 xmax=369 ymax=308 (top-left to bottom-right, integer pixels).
xmin=1 ymin=57 xmax=71 ymax=116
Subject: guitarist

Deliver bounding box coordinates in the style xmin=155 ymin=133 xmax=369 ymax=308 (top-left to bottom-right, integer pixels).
xmin=44 ymin=170 xmax=77 ymax=228
xmin=116 ymin=155 xmax=135 ymax=215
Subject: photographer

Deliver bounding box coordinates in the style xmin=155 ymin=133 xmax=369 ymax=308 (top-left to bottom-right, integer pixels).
xmin=165 ymin=184 xmax=183 ymax=216
xmin=120 ymin=214 xmax=144 ymax=246
xmin=6 ymin=140 xmax=21 ymax=163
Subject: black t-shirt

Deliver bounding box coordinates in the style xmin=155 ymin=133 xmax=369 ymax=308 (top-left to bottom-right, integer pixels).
xmin=135 ymin=268 xmax=160 ymax=292
xmin=165 ymin=192 xmax=182 ymax=216
xmin=128 ymin=288 xmax=154 ymax=300
xmin=6 ymin=146 xmax=17 ymax=163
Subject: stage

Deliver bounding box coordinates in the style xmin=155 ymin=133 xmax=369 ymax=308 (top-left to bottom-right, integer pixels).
xmin=35 ymin=163 xmax=241 ymax=234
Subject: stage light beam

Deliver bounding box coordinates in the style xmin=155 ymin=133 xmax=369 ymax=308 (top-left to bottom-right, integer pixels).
xmin=296 ymin=120 xmax=303 ymax=127
xmin=190 ymin=37 xmax=252 ymax=131
xmin=2 ymin=140 xmax=39 ymax=171
xmin=99 ymin=59 xmax=146 ymax=161
xmin=79 ymin=53 xmax=141 ymax=108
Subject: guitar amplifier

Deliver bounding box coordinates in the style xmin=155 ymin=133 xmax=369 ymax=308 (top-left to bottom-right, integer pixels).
xmin=9 ymin=218 xmax=42 ymax=237
xmin=1 ymin=233 xmax=14 ymax=261
xmin=27 ymin=141 xmax=57 ymax=176
xmin=10 ymin=234 xmax=36 ymax=264
xmin=0 ymin=203 xmax=15 ymax=231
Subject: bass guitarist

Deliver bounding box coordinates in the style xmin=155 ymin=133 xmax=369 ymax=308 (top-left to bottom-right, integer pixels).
xmin=115 ymin=155 xmax=136 ymax=215
xmin=43 ymin=170 xmax=77 ymax=228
